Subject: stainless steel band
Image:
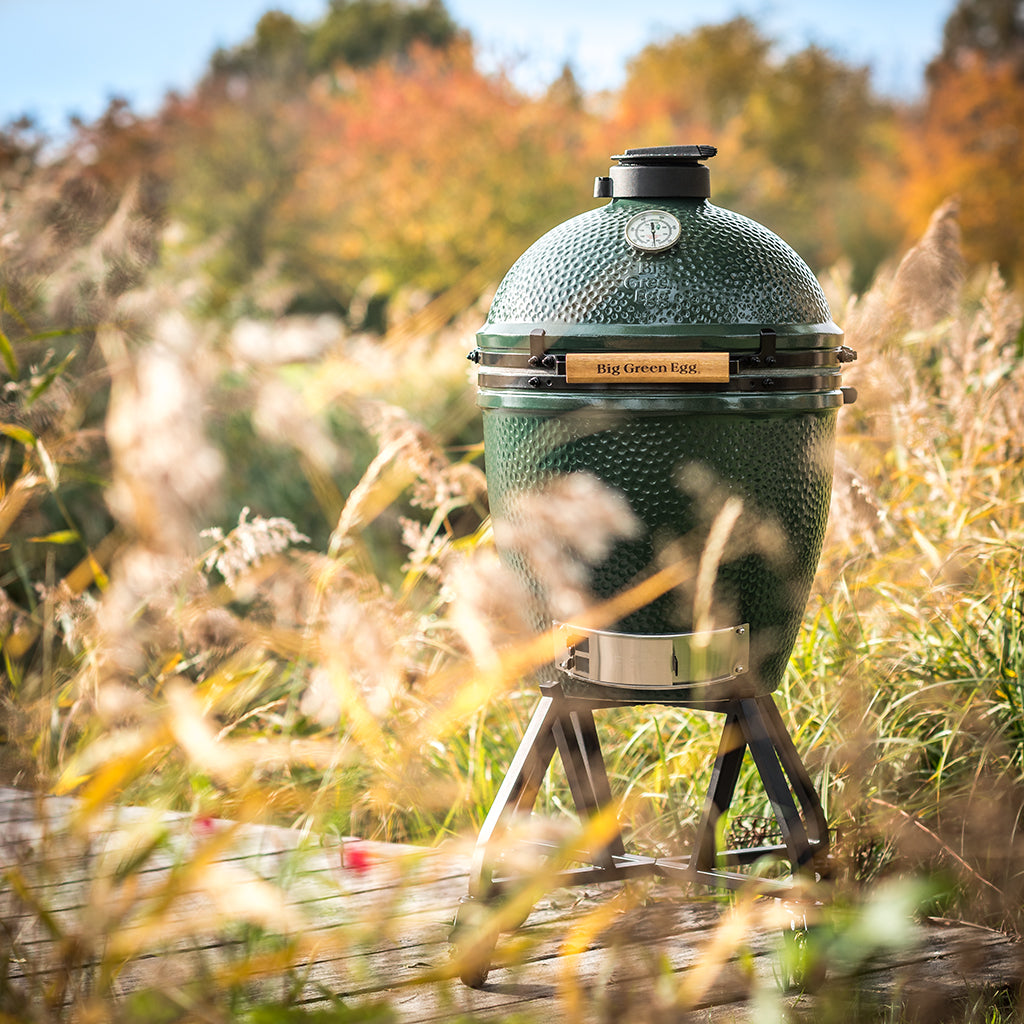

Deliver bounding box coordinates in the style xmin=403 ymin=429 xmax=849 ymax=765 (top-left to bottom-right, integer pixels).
xmin=470 ymin=344 xmax=856 ymax=396
xmin=470 ymin=348 xmax=852 ymax=370
xmin=554 ymin=622 xmax=750 ymax=689
xmin=476 ymin=368 xmax=843 ymax=394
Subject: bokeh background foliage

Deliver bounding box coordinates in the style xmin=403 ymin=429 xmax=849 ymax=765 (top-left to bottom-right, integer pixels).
xmin=3 ymin=0 xmax=1024 ymax=1020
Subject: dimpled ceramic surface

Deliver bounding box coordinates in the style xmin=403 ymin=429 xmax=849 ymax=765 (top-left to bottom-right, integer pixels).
xmin=486 ymin=199 xmax=831 ymax=328
xmin=483 ymin=405 xmax=836 ymax=701
xmin=479 ymin=193 xmax=842 ymax=701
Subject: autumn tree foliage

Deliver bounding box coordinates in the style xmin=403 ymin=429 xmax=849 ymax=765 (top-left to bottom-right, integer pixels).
xmin=163 ymin=78 xmax=313 ymax=314
xmin=21 ymin=0 xmax=1024 ymax=322
xmin=613 ymin=18 xmax=903 ymax=286
xmin=209 ymin=0 xmax=462 ymax=83
xmin=147 ymin=4 xmax=912 ymax=324
xmin=940 ymin=0 xmax=1024 ymax=65
xmin=615 ymin=18 xmax=772 ymax=143
xmin=901 ymin=0 xmax=1024 ymax=277
xmin=284 ymin=41 xmax=602 ymax=325
xmin=304 ymin=0 xmax=461 ymax=72
xmin=158 ymin=0 xmax=466 ymax=316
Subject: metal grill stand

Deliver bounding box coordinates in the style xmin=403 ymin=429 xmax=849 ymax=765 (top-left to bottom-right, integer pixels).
xmin=452 ymin=679 xmax=829 ymax=986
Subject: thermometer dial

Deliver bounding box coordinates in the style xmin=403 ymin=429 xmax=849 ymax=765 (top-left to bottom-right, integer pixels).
xmin=624 ymin=209 xmax=682 ymax=253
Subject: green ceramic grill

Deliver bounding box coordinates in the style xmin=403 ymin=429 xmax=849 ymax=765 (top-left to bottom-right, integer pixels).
xmin=453 ymin=147 xmax=853 ymax=984
xmin=472 ymin=144 xmax=855 ymax=704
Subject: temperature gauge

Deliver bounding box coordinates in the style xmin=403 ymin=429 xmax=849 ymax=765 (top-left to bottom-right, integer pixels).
xmin=624 ymin=209 xmax=682 ymax=253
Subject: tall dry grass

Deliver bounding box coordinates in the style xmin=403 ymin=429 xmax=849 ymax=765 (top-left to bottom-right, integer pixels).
xmin=3 ymin=158 xmax=1024 ymax=1021
xmin=804 ymin=198 xmax=1024 ymax=924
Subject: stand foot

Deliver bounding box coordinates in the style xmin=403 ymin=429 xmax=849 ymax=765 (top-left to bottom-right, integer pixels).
xmin=449 ymin=896 xmax=496 ymax=988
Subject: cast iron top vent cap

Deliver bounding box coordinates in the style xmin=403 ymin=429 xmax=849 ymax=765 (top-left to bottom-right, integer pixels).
xmin=595 ymin=145 xmax=718 ymax=200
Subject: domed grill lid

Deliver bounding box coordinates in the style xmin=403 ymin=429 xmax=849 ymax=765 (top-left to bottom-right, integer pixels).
xmin=595 ymin=145 xmax=717 ymax=199
xmin=483 ymin=199 xmax=835 ymax=331
xmin=475 ymin=141 xmax=853 ymax=403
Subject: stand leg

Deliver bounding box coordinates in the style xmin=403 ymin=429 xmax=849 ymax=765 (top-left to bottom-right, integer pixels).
xmin=454 ymin=692 xmax=562 ymax=989
xmin=468 ymin=692 xmax=561 ymax=899
xmin=548 ymin=687 xmax=626 ymax=866
xmin=754 ymin=696 xmax=829 ymax=852
xmin=468 ymin=681 xmax=625 ymax=897
xmin=454 ymin=682 xmax=627 ymax=988
xmin=738 ymin=697 xmax=814 ymax=869
xmin=692 ymin=709 xmax=747 ymax=873
xmin=690 ymin=695 xmax=829 ymax=880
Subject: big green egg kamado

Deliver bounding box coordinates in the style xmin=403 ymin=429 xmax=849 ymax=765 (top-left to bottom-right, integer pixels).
xmin=472 ymin=145 xmax=855 ymax=703
xmin=452 ymin=146 xmax=853 ymax=987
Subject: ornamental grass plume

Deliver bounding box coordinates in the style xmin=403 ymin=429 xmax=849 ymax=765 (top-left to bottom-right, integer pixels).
xmin=491 ymin=471 xmax=641 ymax=622
xmin=442 ymin=544 xmax=537 ymax=670
xmin=801 ymin=199 xmax=1024 ymax=937
xmin=94 ymin=299 xmax=225 ymax=682
xmin=361 ymin=399 xmax=486 ymax=515
xmin=1 ymin=166 xmax=168 ymax=699
xmin=842 ymin=195 xmax=965 ymax=354
xmin=328 ymin=400 xmax=484 ymax=550
xmin=201 ymin=507 xmax=310 ymax=590
xmin=825 ymin=197 xmax=970 ymax=566
xmin=828 ymin=199 xmax=1023 ymax=583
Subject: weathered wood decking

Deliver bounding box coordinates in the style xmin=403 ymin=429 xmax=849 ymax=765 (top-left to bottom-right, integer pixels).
xmin=1 ymin=786 xmax=1021 ymax=1021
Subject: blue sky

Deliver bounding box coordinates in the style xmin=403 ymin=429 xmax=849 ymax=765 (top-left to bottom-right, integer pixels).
xmin=1 ymin=0 xmax=954 ymax=137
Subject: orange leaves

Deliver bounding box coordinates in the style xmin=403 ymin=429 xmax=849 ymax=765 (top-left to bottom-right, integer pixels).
xmin=151 ymin=10 xmax=1024 ymax=318
xmin=287 ymin=41 xmax=603 ymax=313
xmin=614 ymin=17 xmax=770 ymax=143
xmin=610 ymin=20 xmax=903 ymax=281
xmin=901 ymin=53 xmax=1024 ymax=275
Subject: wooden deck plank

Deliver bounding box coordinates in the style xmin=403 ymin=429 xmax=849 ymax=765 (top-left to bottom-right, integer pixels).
xmin=3 ymin=786 xmax=1022 ymax=1022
